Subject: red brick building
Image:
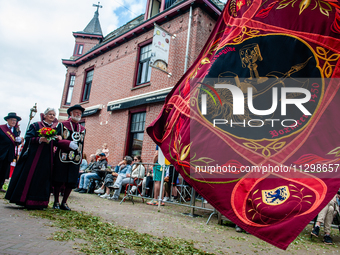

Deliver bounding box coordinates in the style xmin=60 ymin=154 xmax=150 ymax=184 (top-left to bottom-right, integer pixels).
xmin=58 ymin=0 xmax=224 ymax=164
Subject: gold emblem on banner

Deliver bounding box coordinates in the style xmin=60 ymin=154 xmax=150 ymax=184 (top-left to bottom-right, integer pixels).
xmin=262 ymin=186 xmax=290 ymax=206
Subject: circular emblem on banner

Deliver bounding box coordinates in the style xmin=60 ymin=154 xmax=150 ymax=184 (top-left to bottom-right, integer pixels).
xmin=199 ymin=35 xmax=323 ymax=140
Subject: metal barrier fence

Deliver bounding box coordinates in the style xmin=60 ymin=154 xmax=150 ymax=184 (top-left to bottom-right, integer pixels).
xmin=108 ymin=163 xmax=217 ymax=224
xmin=98 ymin=163 xmax=340 ymax=228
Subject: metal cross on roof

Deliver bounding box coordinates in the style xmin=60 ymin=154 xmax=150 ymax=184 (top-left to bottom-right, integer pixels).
xmin=93 ymin=2 xmax=103 ymax=12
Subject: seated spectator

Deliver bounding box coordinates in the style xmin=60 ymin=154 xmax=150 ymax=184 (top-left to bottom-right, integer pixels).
xmin=161 ymin=166 xmax=170 ymax=201
xmin=74 ymin=153 xmax=107 ymax=193
xmin=311 ymin=195 xmax=338 ymax=244
xmin=80 ymin=153 xmax=88 ymax=172
xmin=94 ymin=156 xmax=125 ymax=195
xmin=141 ymin=167 xmax=153 ymax=197
xmin=83 ymin=154 xmax=96 ymax=173
xmin=107 ymin=156 xmax=133 ymax=200
xmin=76 ymin=154 xmax=95 ymax=187
xmin=163 ymin=165 xmax=179 ymax=202
xmin=95 ymin=156 xmax=133 ymax=199
xmin=94 ymin=168 xmax=117 ymax=195
xmin=128 ymin=156 xmax=146 ymax=194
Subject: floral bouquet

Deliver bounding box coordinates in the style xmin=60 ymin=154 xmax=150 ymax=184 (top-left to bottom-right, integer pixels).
xmin=38 ymin=127 xmax=57 ymax=143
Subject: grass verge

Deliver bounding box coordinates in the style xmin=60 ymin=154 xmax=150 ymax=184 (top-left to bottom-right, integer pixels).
xmin=30 ymin=208 xmax=213 ymax=255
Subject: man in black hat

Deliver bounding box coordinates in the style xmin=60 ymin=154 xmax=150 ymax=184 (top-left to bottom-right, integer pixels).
xmin=75 ymin=152 xmax=107 ymax=193
xmin=0 ymin=113 xmax=22 ymax=191
xmin=52 ymin=105 xmax=85 ymax=210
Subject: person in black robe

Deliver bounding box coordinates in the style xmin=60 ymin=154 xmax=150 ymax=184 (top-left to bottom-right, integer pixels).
xmin=52 ymin=104 xmax=85 ymax=211
xmin=5 ymin=108 xmax=60 ymax=209
xmin=0 ymin=112 xmax=22 ymax=191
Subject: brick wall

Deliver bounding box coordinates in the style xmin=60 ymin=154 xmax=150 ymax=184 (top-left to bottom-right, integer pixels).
xmin=59 ymin=6 xmax=217 ymax=165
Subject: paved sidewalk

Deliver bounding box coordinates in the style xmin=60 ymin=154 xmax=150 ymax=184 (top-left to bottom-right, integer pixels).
xmin=1 ymin=190 xmax=339 ymax=254
xmin=0 ymin=194 xmax=80 ymax=255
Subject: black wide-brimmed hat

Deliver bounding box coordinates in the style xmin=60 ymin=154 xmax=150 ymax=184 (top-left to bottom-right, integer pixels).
xmin=4 ymin=112 xmax=21 ymax=121
xmin=67 ymin=104 xmax=85 ymax=115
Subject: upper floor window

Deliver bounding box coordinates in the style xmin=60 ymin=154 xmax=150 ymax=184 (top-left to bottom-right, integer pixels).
xmin=65 ymin=75 xmax=75 ymax=105
xmin=74 ymin=44 xmax=84 ymax=56
xmin=164 ymin=0 xmax=176 ymax=9
xmin=78 ymin=45 xmax=84 ymax=55
xmin=128 ymin=112 xmax=146 ymax=157
xmin=82 ymin=69 xmax=94 ymax=102
xmin=136 ymin=44 xmax=152 ymax=85
xmin=145 ymin=0 xmax=177 ymax=20
xmin=149 ymin=0 xmax=161 ymax=18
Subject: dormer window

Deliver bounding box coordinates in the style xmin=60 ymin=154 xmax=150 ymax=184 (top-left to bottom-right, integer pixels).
xmin=149 ymin=0 xmax=161 ymax=18
xmin=164 ymin=0 xmax=177 ymax=9
xmin=74 ymin=43 xmax=84 ymax=56
xmin=145 ymin=0 xmax=177 ymax=20
xmin=78 ymin=45 xmax=84 ymax=55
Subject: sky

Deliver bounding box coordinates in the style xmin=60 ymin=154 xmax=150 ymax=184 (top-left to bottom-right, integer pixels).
xmin=0 ymin=0 xmax=146 ymax=135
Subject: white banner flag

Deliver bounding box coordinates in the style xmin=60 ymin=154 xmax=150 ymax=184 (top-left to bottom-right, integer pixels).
xmin=150 ymin=24 xmax=171 ymax=73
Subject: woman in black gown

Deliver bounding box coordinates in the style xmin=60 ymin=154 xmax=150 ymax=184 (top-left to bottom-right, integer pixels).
xmin=5 ymin=108 xmax=60 ymax=209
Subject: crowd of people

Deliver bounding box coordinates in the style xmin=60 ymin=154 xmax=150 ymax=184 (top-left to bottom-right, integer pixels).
xmin=74 ymin=148 xmax=180 ymax=207
xmin=0 ymin=105 xmax=181 ymax=211
xmin=1 ymin=104 xmax=86 ymax=211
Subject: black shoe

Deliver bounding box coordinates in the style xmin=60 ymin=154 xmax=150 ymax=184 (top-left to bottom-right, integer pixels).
xmin=60 ymin=203 xmax=71 ymax=211
xmin=74 ymin=188 xmax=82 ymax=192
xmin=235 ymin=225 xmax=243 ymax=232
xmin=53 ymin=202 xmax=60 ymax=209
xmin=323 ymin=235 xmax=333 ymax=244
xmin=311 ymin=226 xmax=320 ymax=237
xmin=78 ymin=189 xmax=87 ymax=193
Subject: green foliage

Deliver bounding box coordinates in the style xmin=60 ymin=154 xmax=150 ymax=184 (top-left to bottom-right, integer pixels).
xmin=30 ymin=209 xmax=213 ymax=254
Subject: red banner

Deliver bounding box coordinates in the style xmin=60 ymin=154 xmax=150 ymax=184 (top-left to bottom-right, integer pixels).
xmin=147 ymin=0 xmax=340 ymax=250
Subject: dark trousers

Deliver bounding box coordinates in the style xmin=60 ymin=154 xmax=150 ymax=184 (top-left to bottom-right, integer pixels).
xmin=168 ymin=166 xmax=179 ymax=186
xmin=145 ymin=176 xmax=154 ymax=196
xmin=0 ymin=159 xmax=10 ymax=187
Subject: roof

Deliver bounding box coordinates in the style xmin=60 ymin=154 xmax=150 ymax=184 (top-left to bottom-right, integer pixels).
xmin=100 ymin=0 xmax=225 ymax=44
xmin=77 ymin=9 xmax=103 ymax=36
xmin=102 ymin=15 xmax=145 ymax=44
xmin=63 ymin=0 xmax=225 ymax=67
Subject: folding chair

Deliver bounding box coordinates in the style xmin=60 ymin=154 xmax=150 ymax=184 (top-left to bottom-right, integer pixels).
xmin=120 ymin=178 xmax=145 ymax=204
xmin=176 ymin=176 xmax=192 ymax=203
